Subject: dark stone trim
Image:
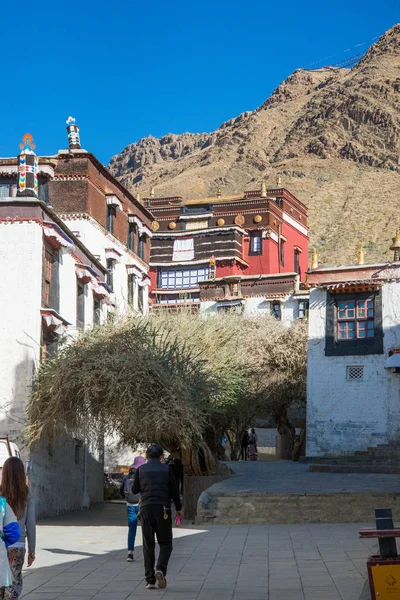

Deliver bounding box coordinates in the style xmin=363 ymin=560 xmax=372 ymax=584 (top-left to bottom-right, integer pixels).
xmin=325 ymin=290 xmax=383 ymax=356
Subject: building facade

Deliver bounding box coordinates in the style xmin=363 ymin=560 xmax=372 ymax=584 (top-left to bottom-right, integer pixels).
xmin=0 ymin=124 xmax=153 ymax=515
xmin=306 ymin=250 xmax=400 ymax=457
xmin=146 ymin=183 xmax=309 ymax=320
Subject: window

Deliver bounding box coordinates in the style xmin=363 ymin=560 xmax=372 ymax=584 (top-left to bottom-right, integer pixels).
xmin=0 ymin=182 xmax=16 ymax=197
xmin=76 ymin=281 xmax=85 ymax=329
xmin=41 ymin=328 xmax=58 ymax=363
xmin=217 ymin=302 xmax=243 ymax=313
xmin=106 ymin=205 xmax=116 ymax=234
xmin=158 ymin=267 xmax=209 ymax=290
xmin=347 ymin=366 xmax=364 ymax=380
xmin=138 ymin=234 xmax=146 ymax=260
xmin=337 ymin=298 xmax=374 ymax=340
xmin=128 ymin=223 xmax=136 ymax=251
xmin=325 ymin=291 xmax=383 ymax=357
xmin=38 ymin=176 xmax=48 ymax=203
xmin=298 ymin=300 xmax=309 ymax=319
xmin=271 ymin=302 xmax=281 ymax=320
xmin=249 ymin=234 xmax=262 ymax=256
xmin=138 ymin=285 xmax=144 ymax=312
xmin=280 ymin=239 xmax=285 ymax=266
xmin=106 ymin=258 xmax=115 ymax=290
xmin=128 ymin=274 xmax=136 ymax=308
xmin=93 ymin=297 xmax=101 ymax=324
xmin=43 ymin=245 xmax=54 ymax=308
xmin=294 ymin=251 xmax=300 ymax=275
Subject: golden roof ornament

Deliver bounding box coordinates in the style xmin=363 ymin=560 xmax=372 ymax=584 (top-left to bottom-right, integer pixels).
xmin=136 ymin=193 xmax=141 ymax=203
xmin=261 ymin=180 xmax=267 ymax=198
xmin=357 ymin=243 xmax=365 ymax=265
xmin=277 ymin=175 xmax=282 ymax=187
xmin=151 ymin=221 xmax=160 ymax=232
xmin=390 ymin=229 xmax=400 ymax=262
xmin=216 ymin=182 xmax=222 ymax=198
xmin=150 ymin=187 xmax=155 ymax=198
xmin=311 ymin=248 xmax=318 ymax=270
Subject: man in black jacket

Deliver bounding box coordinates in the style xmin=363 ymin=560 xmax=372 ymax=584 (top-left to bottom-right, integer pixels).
xmin=133 ymin=444 xmax=182 ymax=590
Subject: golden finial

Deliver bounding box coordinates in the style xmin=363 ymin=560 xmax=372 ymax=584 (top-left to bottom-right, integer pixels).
xmin=311 ymin=248 xmax=318 ymax=270
xmin=150 ymin=187 xmax=155 ymax=198
xmin=357 ymin=243 xmax=365 ymax=265
xmin=136 ymin=192 xmax=141 ymax=203
xmin=277 ymin=175 xmax=282 ymax=187
xmin=390 ymin=229 xmax=400 ymax=262
xmin=216 ymin=182 xmax=222 ymax=198
xmin=261 ymin=180 xmax=267 ymax=198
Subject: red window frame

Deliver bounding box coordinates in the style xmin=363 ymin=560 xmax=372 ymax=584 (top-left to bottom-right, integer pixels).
xmin=337 ymin=298 xmax=375 ymax=341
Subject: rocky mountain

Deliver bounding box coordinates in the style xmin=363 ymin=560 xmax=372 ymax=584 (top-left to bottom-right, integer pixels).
xmin=109 ymin=25 xmax=400 ymax=265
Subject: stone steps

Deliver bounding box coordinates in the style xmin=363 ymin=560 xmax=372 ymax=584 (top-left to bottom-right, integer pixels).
xmin=309 ymin=464 xmax=400 ymax=474
xmin=196 ymin=491 xmax=400 ymax=524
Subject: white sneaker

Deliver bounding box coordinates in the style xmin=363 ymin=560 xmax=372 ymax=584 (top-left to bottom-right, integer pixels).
xmin=155 ymin=570 xmax=167 ymax=589
xmin=127 ymin=552 xmax=134 ymax=562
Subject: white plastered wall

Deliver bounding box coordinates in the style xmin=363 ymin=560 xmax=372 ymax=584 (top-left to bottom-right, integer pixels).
xmin=0 ymin=221 xmax=42 ymax=437
xmin=63 ymin=217 xmax=148 ymax=315
xmin=306 ymin=283 xmax=400 ymax=457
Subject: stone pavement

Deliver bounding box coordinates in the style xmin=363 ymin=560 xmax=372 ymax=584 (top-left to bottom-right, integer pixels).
xmin=20 ymin=503 xmax=378 ymax=600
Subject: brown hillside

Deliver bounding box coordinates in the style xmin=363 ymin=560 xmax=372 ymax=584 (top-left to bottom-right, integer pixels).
xmin=109 ymin=25 xmax=400 ymax=265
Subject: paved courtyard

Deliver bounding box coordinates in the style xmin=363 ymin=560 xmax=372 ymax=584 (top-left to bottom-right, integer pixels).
xmin=20 ymin=504 xmax=377 ymax=600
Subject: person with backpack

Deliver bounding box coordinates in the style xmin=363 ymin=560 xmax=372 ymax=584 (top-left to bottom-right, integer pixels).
xmin=120 ymin=456 xmax=146 ymax=562
xmin=0 ymin=457 xmax=26 ymax=599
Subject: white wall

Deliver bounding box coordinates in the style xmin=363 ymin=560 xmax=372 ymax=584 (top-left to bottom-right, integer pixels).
xmin=63 ymin=216 xmax=149 ymax=315
xmin=200 ymin=295 xmax=304 ymax=326
xmin=0 ymin=222 xmax=42 ymax=438
xmin=306 ymin=283 xmax=400 ymax=457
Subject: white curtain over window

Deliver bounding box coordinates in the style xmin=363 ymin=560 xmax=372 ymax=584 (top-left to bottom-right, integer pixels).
xmin=172 ymin=238 xmax=194 ymax=262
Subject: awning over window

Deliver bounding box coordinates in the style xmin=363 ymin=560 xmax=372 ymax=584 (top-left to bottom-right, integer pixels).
xmin=106 ymin=195 xmax=122 ymax=210
xmin=126 ymin=265 xmax=146 ymax=277
xmin=41 ymin=309 xmax=70 ymax=335
xmin=385 ymin=354 xmax=400 ymax=369
xmin=43 ymin=222 xmax=74 ymax=252
xmin=217 ymin=300 xmax=243 ymax=308
xmin=172 ymin=238 xmax=194 ymax=262
xmin=93 ymin=281 xmax=112 ymax=299
xmin=128 ymin=215 xmax=153 ymax=238
xmin=105 ymin=248 xmax=122 ymax=262
xmin=75 ymin=264 xmax=101 ymax=285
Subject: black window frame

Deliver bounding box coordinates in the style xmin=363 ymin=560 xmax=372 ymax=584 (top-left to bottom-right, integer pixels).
xmin=106 ymin=258 xmax=116 ymax=290
xmin=76 ymin=280 xmax=85 ymax=329
xmin=127 ymin=222 xmax=137 ymax=252
xmin=280 ymin=239 xmax=285 ymax=266
xmin=138 ymin=233 xmax=146 ymax=260
xmin=93 ymin=297 xmax=101 ymax=324
xmin=298 ymin=300 xmax=309 ymax=319
xmin=294 ymin=250 xmax=300 ymax=275
xmin=325 ymin=290 xmax=383 ymax=356
xmin=106 ymin=205 xmax=116 ymax=235
xmin=271 ymin=302 xmax=282 ymax=320
xmin=249 ymin=233 xmax=262 ymax=256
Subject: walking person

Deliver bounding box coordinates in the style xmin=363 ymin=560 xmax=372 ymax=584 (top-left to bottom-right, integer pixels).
xmin=248 ymin=428 xmax=258 ymax=461
xmin=0 ymin=457 xmax=31 ymax=600
xmin=240 ymin=430 xmax=249 ymax=461
xmin=120 ymin=456 xmax=146 ymax=562
xmin=132 ymin=444 xmax=182 ymax=590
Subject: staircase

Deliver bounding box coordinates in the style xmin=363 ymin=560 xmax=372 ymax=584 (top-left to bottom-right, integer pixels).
xmin=302 ymin=441 xmax=400 ymax=474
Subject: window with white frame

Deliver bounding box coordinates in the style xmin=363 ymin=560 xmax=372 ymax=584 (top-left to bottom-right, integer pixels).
xmin=249 ymin=234 xmax=262 ymax=255
xmin=159 ymin=267 xmax=209 ymax=290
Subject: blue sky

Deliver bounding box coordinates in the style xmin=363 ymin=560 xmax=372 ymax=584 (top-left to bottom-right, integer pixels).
xmin=0 ymin=1 xmax=398 ymax=164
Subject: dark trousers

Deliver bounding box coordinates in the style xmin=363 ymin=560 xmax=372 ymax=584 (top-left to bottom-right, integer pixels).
xmin=140 ymin=505 xmax=173 ymax=583
xmin=241 ymin=445 xmax=248 ymax=460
